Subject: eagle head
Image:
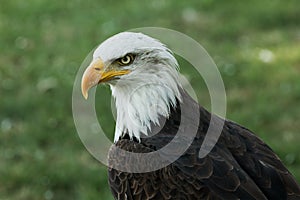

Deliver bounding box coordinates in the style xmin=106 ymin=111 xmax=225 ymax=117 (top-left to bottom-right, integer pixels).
xmin=81 ymin=32 xmax=182 ymax=142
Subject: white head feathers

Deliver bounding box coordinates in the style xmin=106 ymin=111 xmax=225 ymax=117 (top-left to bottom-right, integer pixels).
xmin=93 ymin=32 xmax=182 ymax=142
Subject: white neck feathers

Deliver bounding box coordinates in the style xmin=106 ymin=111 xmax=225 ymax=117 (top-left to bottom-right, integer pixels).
xmin=111 ymin=65 xmax=182 ymax=142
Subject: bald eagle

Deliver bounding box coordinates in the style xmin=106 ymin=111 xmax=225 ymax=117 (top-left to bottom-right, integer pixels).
xmin=81 ymin=32 xmax=300 ymax=199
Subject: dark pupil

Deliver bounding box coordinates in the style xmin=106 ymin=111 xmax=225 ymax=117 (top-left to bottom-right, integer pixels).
xmin=123 ymin=56 xmax=129 ymax=63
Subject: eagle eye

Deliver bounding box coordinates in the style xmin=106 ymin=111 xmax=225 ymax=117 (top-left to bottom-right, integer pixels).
xmin=117 ymin=54 xmax=135 ymax=66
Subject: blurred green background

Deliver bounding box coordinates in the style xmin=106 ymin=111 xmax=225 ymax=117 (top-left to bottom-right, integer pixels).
xmin=1 ymin=0 xmax=299 ymax=199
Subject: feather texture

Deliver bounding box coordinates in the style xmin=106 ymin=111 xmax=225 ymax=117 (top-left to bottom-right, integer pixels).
xmin=108 ymin=90 xmax=300 ymax=199
xmin=88 ymin=32 xmax=300 ymax=199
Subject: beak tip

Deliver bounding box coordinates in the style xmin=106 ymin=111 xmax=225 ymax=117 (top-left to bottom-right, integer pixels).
xmin=81 ymin=81 xmax=89 ymax=100
xmin=83 ymin=92 xmax=88 ymax=100
xmin=81 ymin=58 xmax=104 ymax=100
xmin=81 ymin=84 xmax=89 ymax=100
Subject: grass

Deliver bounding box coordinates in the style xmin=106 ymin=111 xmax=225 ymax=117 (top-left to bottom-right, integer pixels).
xmin=0 ymin=0 xmax=299 ymax=199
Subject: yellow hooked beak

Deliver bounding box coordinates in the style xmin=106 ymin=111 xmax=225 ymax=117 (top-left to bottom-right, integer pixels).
xmin=81 ymin=58 xmax=130 ymax=99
